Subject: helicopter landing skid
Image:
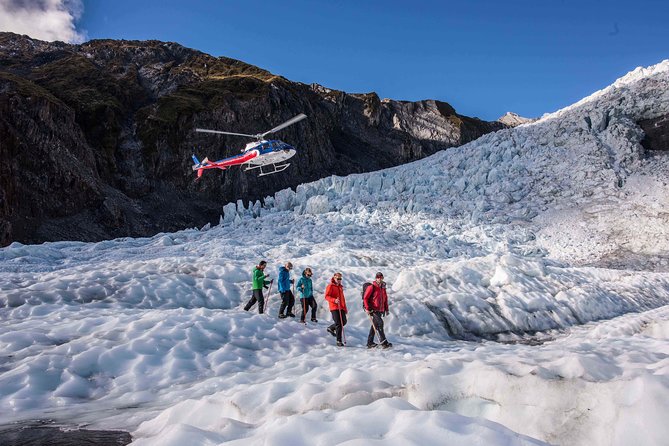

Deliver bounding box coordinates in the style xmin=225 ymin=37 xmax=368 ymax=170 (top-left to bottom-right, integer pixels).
xmin=245 ymin=162 xmax=291 ymax=176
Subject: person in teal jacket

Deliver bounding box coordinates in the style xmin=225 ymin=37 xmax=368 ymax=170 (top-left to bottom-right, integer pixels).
xmin=297 ymin=267 xmax=317 ymax=323
xmin=243 ymin=260 xmax=272 ymax=314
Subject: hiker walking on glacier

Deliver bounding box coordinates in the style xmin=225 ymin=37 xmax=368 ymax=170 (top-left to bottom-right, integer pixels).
xmin=297 ymin=267 xmax=318 ymax=323
xmin=277 ymin=262 xmax=296 ymax=318
xmin=363 ymin=272 xmax=392 ymax=349
xmin=325 ymin=272 xmax=348 ymax=346
xmin=243 ymin=260 xmax=272 ymax=314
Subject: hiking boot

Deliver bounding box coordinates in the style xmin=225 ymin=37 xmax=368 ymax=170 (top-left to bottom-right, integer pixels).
xmin=327 ymin=326 xmax=336 ymax=337
xmin=300 ymin=318 xmax=306 ymax=323
xmin=278 ymin=314 xmax=287 ymax=319
xmin=287 ymin=313 xmax=296 ymax=318
xmin=367 ymin=342 xmax=378 ymax=349
xmin=336 ymin=341 xmax=344 ymax=347
xmin=381 ymin=341 xmax=393 ymax=349
xmin=311 ymin=318 xmax=318 ymax=323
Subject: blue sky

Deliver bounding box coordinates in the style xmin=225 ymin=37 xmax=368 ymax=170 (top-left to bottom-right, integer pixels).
xmin=10 ymin=0 xmax=669 ymax=121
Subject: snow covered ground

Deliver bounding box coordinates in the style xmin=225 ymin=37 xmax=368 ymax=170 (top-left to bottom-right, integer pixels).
xmin=1 ymin=60 xmax=669 ymax=445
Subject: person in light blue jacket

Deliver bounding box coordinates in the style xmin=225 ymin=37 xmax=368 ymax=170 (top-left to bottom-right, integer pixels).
xmin=297 ymin=268 xmax=317 ymax=323
xmin=277 ymin=262 xmax=295 ymax=318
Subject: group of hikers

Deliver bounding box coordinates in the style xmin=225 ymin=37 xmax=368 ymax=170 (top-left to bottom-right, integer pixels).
xmin=243 ymin=260 xmax=393 ymax=349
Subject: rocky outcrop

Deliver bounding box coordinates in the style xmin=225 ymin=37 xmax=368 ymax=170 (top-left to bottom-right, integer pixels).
xmin=497 ymin=112 xmax=535 ymax=127
xmin=639 ymin=113 xmax=669 ymax=152
xmin=0 ymin=33 xmax=505 ymax=246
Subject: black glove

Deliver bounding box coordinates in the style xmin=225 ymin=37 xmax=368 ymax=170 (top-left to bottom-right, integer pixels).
xmin=384 ymin=310 xmax=389 ymax=317
xmin=264 ymin=285 xmax=269 ymax=289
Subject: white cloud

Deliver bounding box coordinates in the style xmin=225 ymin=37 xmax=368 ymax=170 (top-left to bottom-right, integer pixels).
xmin=0 ymin=0 xmax=86 ymax=43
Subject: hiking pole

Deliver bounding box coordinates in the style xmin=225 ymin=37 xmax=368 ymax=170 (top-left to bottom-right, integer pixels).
xmin=265 ymin=280 xmax=273 ymax=315
xmin=367 ymin=311 xmax=381 ymax=344
xmin=338 ymin=306 xmax=347 ymax=345
xmin=292 ymin=280 xmax=296 ymax=318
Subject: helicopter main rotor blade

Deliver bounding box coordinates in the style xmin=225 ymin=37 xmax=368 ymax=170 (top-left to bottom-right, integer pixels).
xmin=260 ymin=113 xmax=307 ymax=138
xmin=195 ymin=129 xmax=257 ymax=138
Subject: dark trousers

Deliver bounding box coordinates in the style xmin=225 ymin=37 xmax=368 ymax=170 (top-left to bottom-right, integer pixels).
xmin=244 ymin=289 xmax=265 ymax=314
xmin=300 ymin=297 xmax=318 ymax=321
xmin=279 ymin=290 xmax=295 ymax=316
xmin=329 ymin=310 xmax=347 ymax=342
xmin=367 ymin=312 xmax=387 ymax=345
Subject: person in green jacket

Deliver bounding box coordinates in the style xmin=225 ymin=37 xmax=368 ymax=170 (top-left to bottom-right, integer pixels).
xmin=243 ymin=260 xmax=272 ymax=314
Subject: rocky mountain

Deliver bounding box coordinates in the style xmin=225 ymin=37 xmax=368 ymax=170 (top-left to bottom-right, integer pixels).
xmin=0 ymin=32 xmax=505 ymax=246
xmin=497 ymin=111 xmax=535 ymax=127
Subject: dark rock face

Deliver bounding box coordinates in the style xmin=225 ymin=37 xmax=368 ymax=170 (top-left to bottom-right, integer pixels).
xmin=0 ymin=33 xmax=505 ymax=246
xmin=639 ymin=113 xmax=669 ymax=152
xmin=0 ymin=423 xmax=132 ymax=446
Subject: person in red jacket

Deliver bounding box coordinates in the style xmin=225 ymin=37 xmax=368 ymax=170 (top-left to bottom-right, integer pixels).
xmin=325 ymin=272 xmax=347 ymax=347
xmin=363 ymin=272 xmax=392 ymax=349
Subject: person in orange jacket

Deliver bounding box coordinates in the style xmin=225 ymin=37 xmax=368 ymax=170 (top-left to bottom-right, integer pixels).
xmin=325 ymin=272 xmax=347 ymax=347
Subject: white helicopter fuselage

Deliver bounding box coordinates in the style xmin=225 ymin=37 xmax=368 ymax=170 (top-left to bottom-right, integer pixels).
xmin=245 ymin=140 xmax=297 ymax=166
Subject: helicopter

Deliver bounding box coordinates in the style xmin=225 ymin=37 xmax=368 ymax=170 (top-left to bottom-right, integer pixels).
xmin=192 ymin=113 xmax=307 ymax=178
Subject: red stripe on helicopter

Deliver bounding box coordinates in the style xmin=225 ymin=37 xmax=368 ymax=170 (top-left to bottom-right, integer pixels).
xmin=200 ymin=150 xmax=258 ymax=170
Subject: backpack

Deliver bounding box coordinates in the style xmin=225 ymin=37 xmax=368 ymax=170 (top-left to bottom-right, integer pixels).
xmin=361 ymin=282 xmax=373 ymax=309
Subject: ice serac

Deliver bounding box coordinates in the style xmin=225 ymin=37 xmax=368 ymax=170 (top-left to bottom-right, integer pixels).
xmin=0 ymin=32 xmax=503 ymax=246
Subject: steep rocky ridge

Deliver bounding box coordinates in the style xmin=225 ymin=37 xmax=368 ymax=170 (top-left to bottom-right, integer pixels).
xmin=0 ymin=32 xmax=505 ymax=245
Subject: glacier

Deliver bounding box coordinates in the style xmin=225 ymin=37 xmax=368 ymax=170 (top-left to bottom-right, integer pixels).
xmin=1 ymin=60 xmax=669 ymax=445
